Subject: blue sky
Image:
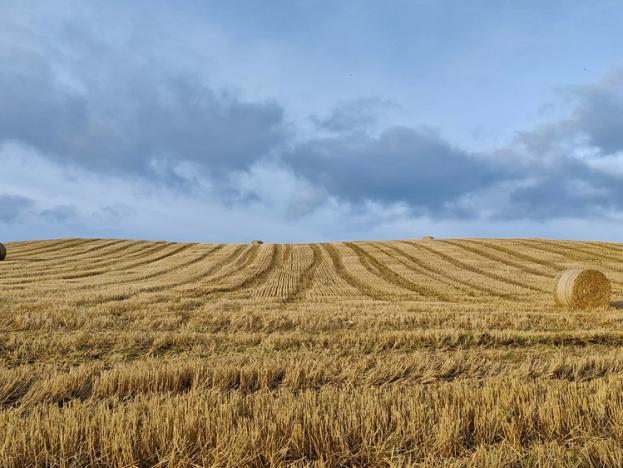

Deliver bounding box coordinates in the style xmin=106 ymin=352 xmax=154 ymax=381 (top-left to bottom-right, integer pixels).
xmin=2 ymin=0 xmax=623 ymax=242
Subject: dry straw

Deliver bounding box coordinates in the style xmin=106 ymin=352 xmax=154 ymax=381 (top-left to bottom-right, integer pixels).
xmin=0 ymin=243 xmax=5 ymax=261
xmin=250 ymin=240 xmax=264 ymax=245
xmin=553 ymin=268 xmax=611 ymax=309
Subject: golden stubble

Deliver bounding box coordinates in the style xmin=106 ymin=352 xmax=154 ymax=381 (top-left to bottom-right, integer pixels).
xmin=0 ymin=237 xmax=621 ymax=466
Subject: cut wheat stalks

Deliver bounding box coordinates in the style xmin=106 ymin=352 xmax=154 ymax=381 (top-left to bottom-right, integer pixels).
xmin=553 ymin=268 xmax=611 ymax=309
xmin=3 ymin=238 xmax=623 ymax=465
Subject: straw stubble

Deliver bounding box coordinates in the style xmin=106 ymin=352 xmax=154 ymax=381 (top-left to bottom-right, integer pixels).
xmin=0 ymin=237 xmax=621 ymax=466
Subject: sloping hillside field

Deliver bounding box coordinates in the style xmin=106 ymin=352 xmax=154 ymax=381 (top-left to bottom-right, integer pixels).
xmin=1 ymin=238 xmax=623 ymax=466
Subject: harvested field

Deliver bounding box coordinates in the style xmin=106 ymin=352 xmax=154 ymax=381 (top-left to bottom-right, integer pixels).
xmin=1 ymin=237 xmax=623 ymax=466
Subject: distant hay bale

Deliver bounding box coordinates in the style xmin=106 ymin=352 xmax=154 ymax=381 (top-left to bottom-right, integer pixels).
xmin=553 ymin=269 xmax=611 ymax=309
xmin=250 ymin=240 xmax=264 ymax=245
xmin=422 ymin=236 xmax=435 ymax=240
xmin=0 ymin=243 xmax=5 ymax=261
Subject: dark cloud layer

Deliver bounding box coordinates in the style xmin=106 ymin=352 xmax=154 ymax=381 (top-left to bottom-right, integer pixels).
xmin=502 ymin=75 xmax=623 ymax=219
xmin=514 ymin=77 xmax=623 ymax=160
xmin=282 ymin=126 xmax=504 ymax=217
xmin=0 ymin=38 xmax=286 ymax=184
xmin=2 ymin=10 xmax=623 ymax=224
xmin=502 ymin=172 xmax=623 ymax=221
xmin=571 ymin=79 xmax=623 ymax=155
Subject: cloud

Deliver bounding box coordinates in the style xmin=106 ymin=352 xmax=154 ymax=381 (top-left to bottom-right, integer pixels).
xmin=0 ymin=194 xmax=35 ymax=224
xmin=283 ymin=73 xmax=623 ymax=221
xmin=282 ymin=126 xmax=506 ymax=217
xmin=502 ymin=175 xmax=620 ymax=220
xmin=285 ymin=185 xmax=328 ymax=219
xmin=514 ymin=72 xmax=623 ymax=161
xmin=569 ymin=74 xmax=623 ymax=155
xmin=498 ymin=73 xmax=623 ymax=220
xmin=0 ymin=22 xmax=287 ymax=189
xmin=311 ymin=98 xmax=396 ymax=133
xmin=2 ymin=2 xmax=623 ymax=234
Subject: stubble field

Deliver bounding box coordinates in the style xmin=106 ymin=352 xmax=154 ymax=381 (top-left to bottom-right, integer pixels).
xmin=1 ymin=237 xmax=623 ymax=466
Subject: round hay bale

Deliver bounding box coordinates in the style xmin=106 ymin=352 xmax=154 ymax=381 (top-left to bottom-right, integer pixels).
xmin=422 ymin=236 xmax=435 ymax=240
xmin=0 ymin=243 xmax=5 ymax=261
xmin=553 ymin=268 xmax=611 ymax=309
xmin=250 ymin=240 xmax=264 ymax=245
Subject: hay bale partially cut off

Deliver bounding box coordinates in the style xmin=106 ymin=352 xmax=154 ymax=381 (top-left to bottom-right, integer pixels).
xmin=422 ymin=236 xmax=435 ymax=240
xmin=250 ymin=240 xmax=264 ymax=245
xmin=553 ymin=269 xmax=611 ymax=309
xmin=0 ymin=243 xmax=5 ymax=261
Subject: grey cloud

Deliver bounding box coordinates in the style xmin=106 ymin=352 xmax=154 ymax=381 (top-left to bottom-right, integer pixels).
xmin=312 ymin=98 xmax=396 ymax=133
xmin=3 ymin=31 xmax=509 ymax=219
xmin=500 ymin=154 xmax=623 ymax=221
xmin=502 ymin=176 xmax=617 ymax=220
xmin=515 ymin=74 xmax=623 ymax=159
xmin=0 ymin=194 xmax=35 ymax=223
xmin=282 ymin=126 xmax=506 ymax=217
xmin=0 ymin=30 xmax=287 ymax=186
xmin=568 ymin=80 xmax=623 ymax=155
xmin=3 ymin=8 xmax=623 ymax=225
xmin=0 ymin=46 xmax=88 ymax=160
xmin=285 ymin=75 xmax=623 ymax=220
xmin=497 ymin=75 xmax=623 ymax=220
xmin=285 ymin=186 xmax=327 ymax=219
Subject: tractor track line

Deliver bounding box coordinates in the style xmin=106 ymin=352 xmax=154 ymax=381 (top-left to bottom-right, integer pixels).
xmin=515 ymin=240 xmax=623 ymax=277
xmin=346 ymin=243 xmax=449 ymax=301
xmin=375 ymin=242 xmax=505 ymax=298
xmin=404 ymin=241 xmax=545 ymax=294
xmin=204 ymin=244 xmax=282 ymax=297
xmin=442 ymin=240 xmax=554 ymax=280
xmin=0 ymin=242 xmax=170 ymax=286
xmin=466 ymin=240 xmax=563 ymax=273
xmin=283 ymin=244 xmax=322 ymax=303
xmin=321 ymin=243 xmax=386 ymax=300
xmin=8 ymin=239 xmax=95 ymax=258
xmin=5 ymin=239 xmax=126 ymax=267
xmin=110 ymin=244 xmax=250 ymax=297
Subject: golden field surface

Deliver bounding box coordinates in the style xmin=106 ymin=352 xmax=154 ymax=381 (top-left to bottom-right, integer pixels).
xmin=1 ymin=237 xmax=623 ymax=467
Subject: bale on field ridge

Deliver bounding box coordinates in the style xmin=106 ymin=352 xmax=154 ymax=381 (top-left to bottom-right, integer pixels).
xmin=0 ymin=243 xmax=6 ymax=261
xmin=553 ymin=268 xmax=611 ymax=309
xmin=422 ymin=236 xmax=434 ymax=240
xmin=250 ymin=240 xmax=264 ymax=245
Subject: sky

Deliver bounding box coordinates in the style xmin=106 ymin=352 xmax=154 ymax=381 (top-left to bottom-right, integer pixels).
xmin=2 ymin=0 xmax=623 ymax=243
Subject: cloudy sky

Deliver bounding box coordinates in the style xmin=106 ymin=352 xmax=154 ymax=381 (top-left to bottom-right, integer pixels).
xmin=2 ymin=1 xmax=623 ymax=243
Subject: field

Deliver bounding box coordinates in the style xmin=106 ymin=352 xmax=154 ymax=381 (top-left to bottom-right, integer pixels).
xmin=1 ymin=237 xmax=623 ymax=466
